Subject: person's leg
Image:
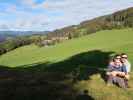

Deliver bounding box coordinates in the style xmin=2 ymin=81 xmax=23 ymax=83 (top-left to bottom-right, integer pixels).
xmin=125 ymin=74 xmax=130 ymax=88
xmin=107 ymin=75 xmax=113 ymax=86
xmin=116 ymin=77 xmax=126 ymax=89
xmin=124 ymin=79 xmax=128 ymax=88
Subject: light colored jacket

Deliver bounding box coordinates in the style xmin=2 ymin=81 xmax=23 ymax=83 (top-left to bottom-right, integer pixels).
xmin=123 ymin=60 xmax=131 ymax=73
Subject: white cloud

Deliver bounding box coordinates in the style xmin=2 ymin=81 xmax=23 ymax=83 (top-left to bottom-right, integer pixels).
xmin=40 ymin=0 xmax=133 ymax=30
xmin=21 ymin=0 xmax=45 ymax=9
xmin=21 ymin=0 xmax=37 ymax=8
xmin=5 ymin=5 xmax=17 ymax=13
xmin=0 ymin=0 xmax=133 ymax=31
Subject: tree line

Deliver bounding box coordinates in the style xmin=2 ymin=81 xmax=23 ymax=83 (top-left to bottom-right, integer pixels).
xmin=48 ymin=7 xmax=133 ymax=39
xmin=0 ymin=37 xmax=32 ymax=55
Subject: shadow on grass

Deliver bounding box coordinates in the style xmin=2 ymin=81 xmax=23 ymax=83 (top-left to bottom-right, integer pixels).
xmin=0 ymin=50 xmax=114 ymax=100
xmin=76 ymin=90 xmax=94 ymax=100
xmin=17 ymin=50 xmax=114 ymax=80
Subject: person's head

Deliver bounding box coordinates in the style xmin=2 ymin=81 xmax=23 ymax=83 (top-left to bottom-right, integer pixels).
xmin=121 ymin=53 xmax=128 ymax=62
xmin=113 ymin=54 xmax=121 ymax=63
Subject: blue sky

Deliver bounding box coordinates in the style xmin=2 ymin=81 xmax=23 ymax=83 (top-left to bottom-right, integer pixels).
xmin=0 ymin=0 xmax=132 ymax=31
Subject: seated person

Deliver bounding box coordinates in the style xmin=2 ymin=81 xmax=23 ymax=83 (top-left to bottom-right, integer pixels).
xmin=120 ymin=53 xmax=131 ymax=87
xmin=120 ymin=53 xmax=131 ymax=80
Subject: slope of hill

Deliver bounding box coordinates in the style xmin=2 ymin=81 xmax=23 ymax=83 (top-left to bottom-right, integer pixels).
xmin=0 ymin=28 xmax=133 ymax=100
xmin=0 ymin=28 xmax=133 ymax=67
xmin=47 ymin=7 xmax=133 ymax=39
xmin=0 ymin=7 xmax=132 ymax=56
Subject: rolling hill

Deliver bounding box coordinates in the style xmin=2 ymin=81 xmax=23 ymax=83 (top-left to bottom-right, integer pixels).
xmin=0 ymin=7 xmax=133 ymax=56
xmin=0 ymin=28 xmax=133 ymax=67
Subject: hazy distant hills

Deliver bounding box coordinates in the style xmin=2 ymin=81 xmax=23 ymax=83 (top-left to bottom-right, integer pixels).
xmin=0 ymin=31 xmax=50 ymax=42
xmin=0 ymin=31 xmax=50 ymax=36
xmin=0 ymin=35 xmax=6 ymax=42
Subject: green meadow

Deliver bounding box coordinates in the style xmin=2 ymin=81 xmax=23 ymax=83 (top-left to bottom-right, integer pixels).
xmin=0 ymin=28 xmax=133 ymax=100
xmin=0 ymin=28 xmax=133 ymax=67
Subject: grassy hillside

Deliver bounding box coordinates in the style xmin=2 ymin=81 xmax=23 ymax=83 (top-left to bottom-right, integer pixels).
xmin=0 ymin=28 xmax=133 ymax=67
xmin=0 ymin=28 xmax=133 ymax=100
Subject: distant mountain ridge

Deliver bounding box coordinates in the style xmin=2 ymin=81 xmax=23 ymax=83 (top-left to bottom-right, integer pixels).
xmin=0 ymin=31 xmax=50 ymax=42
xmin=0 ymin=31 xmax=50 ymax=35
xmin=0 ymin=35 xmax=6 ymax=42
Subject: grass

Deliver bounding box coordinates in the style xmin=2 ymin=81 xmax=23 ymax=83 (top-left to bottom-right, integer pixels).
xmin=0 ymin=28 xmax=133 ymax=100
xmin=0 ymin=28 xmax=133 ymax=67
xmin=74 ymin=74 xmax=133 ymax=100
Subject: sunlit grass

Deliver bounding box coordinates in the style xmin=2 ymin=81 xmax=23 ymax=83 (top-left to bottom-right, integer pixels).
xmin=74 ymin=73 xmax=133 ymax=100
xmin=0 ymin=28 xmax=133 ymax=67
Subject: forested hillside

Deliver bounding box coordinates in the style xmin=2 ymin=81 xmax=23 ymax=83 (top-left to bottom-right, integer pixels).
xmin=47 ymin=7 xmax=133 ymax=39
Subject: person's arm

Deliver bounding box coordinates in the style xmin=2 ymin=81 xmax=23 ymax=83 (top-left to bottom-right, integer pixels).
xmin=127 ymin=62 xmax=131 ymax=73
xmin=107 ymin=64 xmax=114 ymax=72
xmin=122 ymin=66 xmax=128 ymax=74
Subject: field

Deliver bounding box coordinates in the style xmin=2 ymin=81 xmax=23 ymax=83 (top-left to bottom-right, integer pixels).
xmin=0 ymin=28 xmax=133 ymax=100
xmin=0 ymin=28 xmax=133 ymax=67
